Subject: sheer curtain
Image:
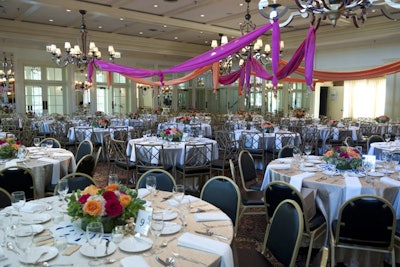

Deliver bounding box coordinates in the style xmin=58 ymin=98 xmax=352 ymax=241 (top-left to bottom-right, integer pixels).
xmin=343 ymin=77 xmax=386 ymax=119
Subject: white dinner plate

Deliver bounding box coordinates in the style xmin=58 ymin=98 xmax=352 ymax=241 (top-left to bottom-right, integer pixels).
xmin=21 ymin=213 xmax=52 ymax=224
xmin=80 ymin=240 xmax=117 ymax=258
xmin=20 ymin=246 xmax=58 ymax=264
xmin=368 ymin=172 xmax=384 ymax=177
xmin=300 ymin=167 xmax=319 ymax=172
xmin=30 ymin=155 xmax=42 ymax=159
xmin=161 ymin=222 xmax=181 ymax=235
xmin=303 ymin=162 xmax=314 ymax=167
xmin=160 ymin=209 xmax=178 ymax=221
xmin=9 ymin=224 xmax=44 ymax=237
xmin=119 ymin=237 xmax=153 ymax=253
xmin=308 ymin=159 xmax=322 ymax=164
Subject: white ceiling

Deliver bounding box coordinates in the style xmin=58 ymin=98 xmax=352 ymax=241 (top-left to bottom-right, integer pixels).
xmin=0 ymin=0 xmax=399 ymax=61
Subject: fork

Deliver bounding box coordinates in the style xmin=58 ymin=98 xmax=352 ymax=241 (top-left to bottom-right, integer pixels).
xmin=172 ymin=252 xmax=206 ymax=266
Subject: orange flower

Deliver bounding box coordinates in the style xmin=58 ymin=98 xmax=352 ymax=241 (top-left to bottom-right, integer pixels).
xmin=325 ymin=150 xmax=334 ymax=157
xmin=84 ymin=199 xmax=103 ymax=216
xmin=82 ymin=185 xmax=100 ymax=195
xmin=105 ymin=184 xmax=119 ymax=191
xmin=119 ymin=194 xmax=132 ymax=208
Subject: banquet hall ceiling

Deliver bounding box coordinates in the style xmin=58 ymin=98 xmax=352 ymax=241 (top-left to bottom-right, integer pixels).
xmin=0 ymin=0 xmax=399 ymax=60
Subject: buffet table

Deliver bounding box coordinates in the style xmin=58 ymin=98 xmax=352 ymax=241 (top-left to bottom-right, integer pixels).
xmin=0 ymin=191 xmax=234 ymax=267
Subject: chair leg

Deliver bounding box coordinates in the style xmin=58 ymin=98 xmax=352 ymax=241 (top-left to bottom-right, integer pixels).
xmin=306 ymin=232 xmax=315 ymax=267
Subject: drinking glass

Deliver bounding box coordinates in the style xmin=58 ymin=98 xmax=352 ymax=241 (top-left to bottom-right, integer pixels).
xmin=15 ymin=225 xmax=33 ymax=264
xmin=11 ymin=191 xmax=26 ymax=219
xmin=145 ymin=176 xmax=157 ymax=197
xmin=362 ymin=160 xmax=373 ymax=183
xmin=304 ymin=144 xmax=312 ymax=159
xmin=33 ymin=138 xmax=40 ymax=147
xmin=173 ymin=184 xmax=185 ymax=207
xmin=46 ymin=140 xmax=53 ymax=149
xmin=17 ymin=146 xmax=27 ymax=161
xmin=292 ymin=146 xmax=301 ymax=162
xmin=108 ymin=173 xmax=119 ymax=185
xmin=382 ymin=150 xmax=391 ymax=174
xmin=385 ymin=133 xmax=391 ymax=143
xmin=150 ymin=211 xmax=164 ymax=254
xmin=86 ymin=222 xmax=104 ymax=266
xmin=57 ymin=179 xmax=69 ymax=202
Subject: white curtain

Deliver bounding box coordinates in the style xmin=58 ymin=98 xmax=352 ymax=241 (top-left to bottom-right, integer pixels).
xmin=343 ymin=77 xmax=386 ymax=119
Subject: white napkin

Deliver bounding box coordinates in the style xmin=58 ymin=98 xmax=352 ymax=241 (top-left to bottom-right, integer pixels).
xmin=344 ymin=175 xmax=362 ymax=201
xmin=269 ymin=164 xmax=291 ymax=170
xmin=380 ymin=177 xmax=400 ymax=186
xmin=20 ymin=201 xmax=45 ymax=213
xmin=0 ymin=246 xmax=7 ymax=261
xmin=178 ymin=232 xmax=233 ymax=267
xmin=194 ymin=212 xmax=231 ymax=222
xmin=38 ymin=157 xmax=61 ymax=184
xmin=52 ymin=152 xmax=73 ymax=158
xmin=290 ymin=172 xmax=314 ymax=191
xmin=137 ymin=188 xmax=150 ymax=198
xmin=278 ymin=158 xmax=293 ymax=163
xmin=121 ymin=256 xmax=150 ymax=267
xmin=5 ymin=159 xmax=18 ymax=168
xmin=166 ymin=195 xmax=199 ymax=207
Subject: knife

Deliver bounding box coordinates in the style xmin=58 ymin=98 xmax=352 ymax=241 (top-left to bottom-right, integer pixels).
xmin=155 ymin=256 xmax=169 ymax=266
xmin=160 ymin=195 xmax=173 ymax=202
xmin=195 ymin=230 xmax=229 ymax=240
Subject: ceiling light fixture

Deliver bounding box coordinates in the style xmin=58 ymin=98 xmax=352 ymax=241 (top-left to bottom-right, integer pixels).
xmin=74 ymin=80 xmax=92 ymax=90
xmin=258 ymin=0 xmax=400 ymax=28
xmin=0 ymin=52 xmax=15 ymax=89
xmin=46 ymin=10 xmax=121 ymax=71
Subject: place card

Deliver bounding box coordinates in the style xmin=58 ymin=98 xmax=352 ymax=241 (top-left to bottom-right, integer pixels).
xmin=134 ymin=208 xmax=152 ymax=236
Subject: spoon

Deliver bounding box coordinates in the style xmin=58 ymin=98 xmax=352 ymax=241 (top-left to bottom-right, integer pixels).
xmin=34 ymin=251 xmax=48 ymax=265
xmin=41 ymin=263 xmax=74 ymax=267
xmin=161 ymin=236 xmax=177 ymax=248
xmin=6 ymin=242 xmax=20 ymax=255
xmin=165 ymin=257 xmax=176 ymax=267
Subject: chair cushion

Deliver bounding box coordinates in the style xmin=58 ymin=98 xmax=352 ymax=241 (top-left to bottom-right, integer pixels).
xmin=235 ymin=248 xmax=274 ymax=266
xmin=241 ymin=190 xmax=264 ymax=206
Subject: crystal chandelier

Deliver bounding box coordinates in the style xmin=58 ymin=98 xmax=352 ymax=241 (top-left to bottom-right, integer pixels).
xmin=258 ymin=0 xmax=400 ymax=28
xmin=211 ymin=0 xmax=284 ymax=74
xmin=46 ymin=10 xmax=121 ymax=70
xmin=74 ymin=80 xmax=92 ymax=90
xmin=0 ymin=52 xmax=15 ymax=89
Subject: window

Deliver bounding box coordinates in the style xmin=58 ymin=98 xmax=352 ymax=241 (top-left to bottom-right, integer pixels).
xmin=46 ymin=68 xmax=63 ymax=81
xmin=24 ymin=66 xmax=41 ymax=80
xmin=25 ymin=85 xmax=43 ymax=114
xmin=47 ymin=86 xmax=64 ymax=114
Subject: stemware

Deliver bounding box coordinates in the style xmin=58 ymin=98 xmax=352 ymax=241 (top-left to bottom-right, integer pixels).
xmin=15 ymin=225 xmax=33 ymax=264
xmin=33 ymin=138 xmax=40 ymax=147
xmin=362 ymin=160 xmax=373 ymax=184
xmin=150 ymin=211 xmax=164 ymax=254
xmin=173 ymin=184 xmax=185 ymax=206
xmin=11 ymin=191 xmax=26 ymax=222
xmin=17 ymin=146 xmax=27 ymax=161
xmin=385 ymin=133 xmax=391 ymax=143
xmin=57 ymin=179 xmax=69 ymax=202
xmin=145 ymin=176 xmax=157 ymax=198
xmin=108 ymin=173 xmax=119 ymax=185
xmin=86 ymin=222 xmax=104 ymax=266
xmin=46 ymin=140 xmax=53 ymax=149
xmin=304 ymin=144 xmax=312 ymax=159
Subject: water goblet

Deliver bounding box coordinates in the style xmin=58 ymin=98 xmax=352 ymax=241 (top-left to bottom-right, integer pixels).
xmin=145 ymin=176 xmax=157 ymax=198
xmin=86 ymin=222 xmax=104 ymax=266
xmin=46 ymin=140 xmax=53 ymax=149
xmin=150 ymin=211 xmax=164 ymax=254
xmin=108 ymin=173 xmax=119 ymax=185
xmin=362 ymin=160 xmax=373 ymax=184
xmin=17 ymin=146 xmax=27 ymax=161
xmin=173 ymin=184 xmax=185 ymax=207
xmin=304 ymin=144 xmax=312 ymax=159
xmin=33 ymin=138 xmax=40 ymax=147
xmin=57 ymin=179 xmax=69 ymax=202
xmin=11 ymin=191 xmax=26 ymax=223
xmin=385 ymin=133 xmax=391 ymax=143
xmin=15 ymin=225 xmax=33 ymax=264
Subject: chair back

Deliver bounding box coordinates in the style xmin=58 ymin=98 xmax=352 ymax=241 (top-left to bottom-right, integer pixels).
xmin=278 ymin=145 xmax=294 ymax=158
xmin=344 ymin=136 xmax=355 ymax=147
xmin=200 ymin=176 xmax=241 ymax=234
xmin=55 ymin=172 xmax=97 ymax=194
xmin=182 ymin=143 xmax=213 ymax=172
xmin=76 ymin=140 xmax=94 ymax=163
xmin=39 ymin=137 xmax=61 ymax=148
xmin=266 ymin=199 xmax=304 ymax=267
xmin=110 ymin=126 xmax=129 ymax=141
xmin=390 ymin=150 xmax=400 ymax=163
xmin=76 ymin=154 xmax=96 ymax=176
xmin=238 ymin=150 xmax=258 ymax=190
xmin=334 ymin=195 xmax=395 ymax=249
xmin=134 ymin=143 xmax=167 ymax=173
xmin=367 ymin=134 xmax=384 ymax=151
xmin=74 ymin=126 xmax=92 ymax=143
xmin=242 ymin=131 xmax=264 ymax=151
xmin=137 ymin=169 xmax=176 ymax=192
xmin=273 ymin=132 xmax=297 ymax=158
xmin=0 ymin=187 xmax=11 ymax=208
xmin=0 ymin=166 xmax=36 ymax=200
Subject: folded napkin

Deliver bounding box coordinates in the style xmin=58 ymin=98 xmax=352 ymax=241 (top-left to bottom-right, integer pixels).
xmin=166 ymin=195 xmax=199 ymax=207
xmin=5 ymin=159 xmax=18 ymax=168
xmin=0 ymin=246 xmax=7 ymax=261
xmin=290 ymin=172 xmax=315 ymax=191
xmin=178 ymin=232 xmax=233 ymax=267
xmin=38 ymin=157 xmax=61 ymax=184
xmin=269 ymin=164 xmax=291 ymax=170
xmin=380 ymin=177 xmax=400 ymax=186
xmin=137 ymin=188 xmax=150 ymax=198
xmin=344 ymin=175 xmax=362 ymax=201
xmin=121 ymin=256 xmax=149 ymax=267
xmin=278 ymin=158 xmax=293 ymax=163
xmin=20 ymin=201 xmax=45 ymax=213
xmin=52 ymin=152 xmax=73 ymax=158
xmin=194 ymin=212 xmax=231 ymax=222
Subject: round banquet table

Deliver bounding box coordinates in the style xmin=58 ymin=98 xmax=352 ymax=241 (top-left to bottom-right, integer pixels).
xmin=0 ymin=191 xmax=234 ymax=267
xmin=262 ymin=156 xmax=400 ymax=266
xmin=368 ymin=141 xmax=400 ymax=160
xmin=0 ymin=147 xmax=76 ymax=198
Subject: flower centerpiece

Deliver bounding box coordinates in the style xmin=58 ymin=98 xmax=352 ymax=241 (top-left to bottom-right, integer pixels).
xmin=261 ymin=122 xmax=275 ymax=133
xmin=160 ymin=127 xmax=183 ymax=142
xmin=322 ymin=146 xmax=362 ymax=170
xmin=178 ymin=116 xmax=191 ymax=124
xmin=129 ymin=112 xmax=139 ymax=119
xmin=95 ymin=111 xmax=104 ymax=117
xmin=153 ymin=109 xmax=160 ymax=115
xmin=0 ymin=106 xmax=12 ymax=114
xmin=293 ymin=108 xmax=305 ymax=118
xmin=95 ymin=117 xmax=110 ymax=128
xmin=26 ymin=111 xmax=35 ymax=118
xmin=54 ymin=113 xmax=66 ymax=121
xmin=67 ymin=184 xmax=145 ymax=233
xmin=244 ymin=113 xmax=253 ymax=122
xmin=375 ymin=115 xmax=390 ymax=123
xmin=322 ymin=119 xmax=338 ymax=127
xmin=0 ymin=137 xmax=21 ymax=159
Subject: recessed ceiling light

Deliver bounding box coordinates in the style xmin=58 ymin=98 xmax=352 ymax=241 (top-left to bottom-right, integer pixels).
xmin=120 ymin=18 xmax=124 ymax=21
xmin=139 ymin=32 xmax=143 ymax=35
xmin=200 ymin=14 xmax=205 ymax=17
xmin=154 ymin=4 xmax=158 ymax=8
xmin=174 ymin=36 xmax=178 ymax=40
xmin=199 ymin=31 xmax=203 ymax=34
xmin=66 ymin=9 xmax=71 ymax=12
xmin=98 ymin=26 xmax=102 ymax=29
xmin=163 ymin=25 xmax=167 ymax=28
xmin=240 ymin=3 xmax=244 ymax=6
xmin=49 ymin=19 xmax=54 ymax=22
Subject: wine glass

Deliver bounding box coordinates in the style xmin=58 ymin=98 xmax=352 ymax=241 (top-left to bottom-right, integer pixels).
xmin=17 ymin=146 xmax=27 ymax=161
xmin=15 ymin=225 xmax=33 ymax=264
xmin=150 ymin=211 xmax=164 ymax=254
xmin=11 ymin=191 xmax=26 ymax=222
xmin=145 ymin=176 xmax=157 ymax=198
xmin=304 ymin=144 xmax=312 ymax=160
xmin=385 ymin=133 xmax=391 ymax=143
xmin=46 ymin=140 xmax=53 ymax=149
xmin=108 ymin=173 xmax=119 ymax=185
xmin=362 ymin=160 xmax=373 ymax=184
xmin=173 ymin=184 xmax=185 ymax=207
xmin=86 ymin=222 xmax=104 ymax=266
xmin=57 ymin=179 xmax=69 ymax=202
xmin=33 ymin=138 xmax=40 ymax=148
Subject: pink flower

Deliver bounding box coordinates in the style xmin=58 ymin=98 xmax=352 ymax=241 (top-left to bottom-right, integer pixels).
xmin=105 ymin=199 xmax=123 ymax=216
xmin=103 ymin=190 xmax=118 ymax=201
xmin=78 ymin=194 xmax=91 ymax=204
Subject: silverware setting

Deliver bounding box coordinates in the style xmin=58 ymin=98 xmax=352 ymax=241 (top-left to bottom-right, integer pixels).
xmin=172 ymin=252 xmax=206 ymax=266
xmin=194 ymin=230 xmax=229 ymax=240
